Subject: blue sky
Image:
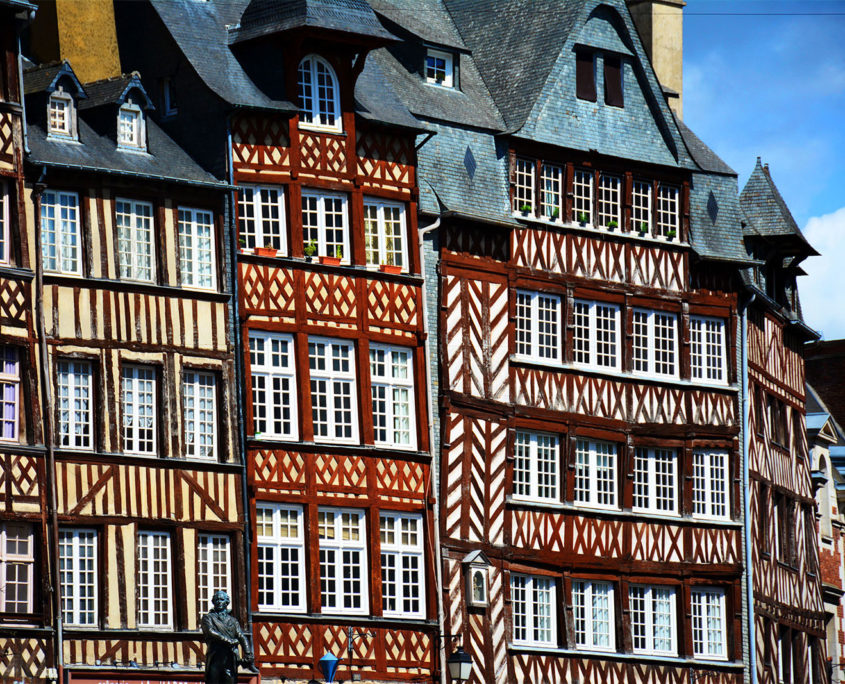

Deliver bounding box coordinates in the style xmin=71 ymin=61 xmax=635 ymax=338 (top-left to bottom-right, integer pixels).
xmin=682 ymin=0 xmax=845 ymax=338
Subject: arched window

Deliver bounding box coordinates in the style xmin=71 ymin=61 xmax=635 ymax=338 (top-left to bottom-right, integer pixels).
xmin=297 ymin=55 xmax=341 ymax=132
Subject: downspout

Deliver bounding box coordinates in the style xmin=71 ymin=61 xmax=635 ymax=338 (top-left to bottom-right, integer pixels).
xmin=226 ymin=118 xmax=253 ymax=643
xmin=742 ymin=292 xmax=757 ymax=684
xmin=32 ymin=167 xmax=63 ymax=679
xmin=417 ymin=214 xmax=446 ymax=684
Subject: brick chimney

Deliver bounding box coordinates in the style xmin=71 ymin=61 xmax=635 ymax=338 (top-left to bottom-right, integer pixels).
xmin=29 ymin=0 xmax=121 ymax=83
xmin=626 ymin=0 xmax=685 ymax=118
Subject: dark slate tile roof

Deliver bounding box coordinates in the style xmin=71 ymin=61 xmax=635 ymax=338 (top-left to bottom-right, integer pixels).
xmin=687 ymin=172 xmax=753 ymax=263
xmin=372 ymin=0 xmax=467 ymax=50
xmin=78 ymin=73 xmax=154 ymax=111
xmin=807 ymin=342 xmax=845 ymax=434
xmin=444 ymin=0 xmax=582 ymax=131
xmin=740 ymin=157 xmax=818 ymax=254
xmin=675 ymin=115 xmax=735 ymax=175
xmin=355 ymin=56 xmax=427 ymax=131
xmin=27 ymin=115 xmax=223 ymax=187
xmin=230 ymin=0 xmax=397 ymax=44
xmin=23 ymin=61 xmax=86 ymax=97
xmin=149 ymin=0 xmax=296 ymax=111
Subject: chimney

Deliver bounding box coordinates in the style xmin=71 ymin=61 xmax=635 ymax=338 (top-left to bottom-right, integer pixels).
xmin=626 ymin=0 xmax=685 ymax=118
xmin=29 ymin=0 xmax=121 ymax=83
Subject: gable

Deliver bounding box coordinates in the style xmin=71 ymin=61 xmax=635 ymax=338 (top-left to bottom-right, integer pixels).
xmin=515 ymin=0 xmax=690 ymax=169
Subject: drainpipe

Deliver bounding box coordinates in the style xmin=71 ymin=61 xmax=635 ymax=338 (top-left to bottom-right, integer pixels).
xmin=417 ymin=214 xmax=446 ymax=684
xmin=226 ymin=118 xmax=253 ymax=643
xmin=32 ymin=167 xmax=63 ymax=680
xmin=741 ymin=292 xmax=757 ymax=684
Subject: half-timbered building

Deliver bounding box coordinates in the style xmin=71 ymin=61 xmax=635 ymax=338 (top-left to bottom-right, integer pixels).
xmin=740 ymin=160 xmax=826 ymax=684
xmin=115 ymin=1 xmax=438 ymax=682
xmin=17 ymin=49 xmax=244 ymax=681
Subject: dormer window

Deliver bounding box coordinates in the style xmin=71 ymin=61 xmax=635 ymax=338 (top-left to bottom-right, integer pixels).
xmin=48 ymin=89 xmax=74 ymax=139
xmin=118 ymin=99 xmax=145 ymax=151
xmin=297 ymin=55 xmax=341 ymax=133
xmin=425 ymin=49 xmax=454 ymax=88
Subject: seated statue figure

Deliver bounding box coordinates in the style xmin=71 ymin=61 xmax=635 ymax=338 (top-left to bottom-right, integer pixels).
xmin=201 ymin=590 xmax=258 ymax=684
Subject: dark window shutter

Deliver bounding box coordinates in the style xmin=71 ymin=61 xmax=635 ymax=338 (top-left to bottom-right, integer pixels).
xmin=604 ymin=55 xmax=624 ymax=107
xmin=576 ymin=51 xmax=596 ymax=102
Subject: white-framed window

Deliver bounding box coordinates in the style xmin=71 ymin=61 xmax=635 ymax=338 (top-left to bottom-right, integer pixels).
xmin=178 ymin=207 xmax=216 ymax=290
xmin=632 ymin=179 xmax=651 ymax=233
xmin=380 ymin=512 xmax=424 ymax=619
xmin=0 ymin=346 xmax=20 ymax=442
xmin=629 ymin=584 xmax=676 ymax=655
xmin=370 ymin=344 xmax=415 ymax=449
xmin=511 ymin=573 xmax=556 ymax=647
xmin=425 ymin=48 xmax=454 ymax=87
xmin=572 ymin=300 xmax=620 ymax=370
xmin=574 ymin=439 xmax=617 ymax=509
xmin=540 ymin=163 xmax=563 ymax=220
xmin=318 ymin=507 xmax=368 ymax=615
xmin=515 ymin=290 xmax=561 ymax=363
xmin=183 ymin=371 xmax=216 ymax=460
xmin=57 ymin=359 xmax=92 ymax=450
xmin=656 ymin=184 xmax=680 ymax=237
xmin=693 ymin=448 xmax=729 ymax=520
xmin=117 ymin=100 xmax=145 ymax=150
xmin=572 ymin=580 xmax=614 ymax=651
xmin=691 ymin=587 xmax=727 ymax=660
xmin=237 ymin=185 xmax=286 ymax=253
xmin=0 ymin=181 xmax=9 ymax=264
xmin=197 ymin=533 xmax=231 ymax=614
xmin=298 ymin=55 xmax=341 ymax=132
xmin=513 ymin=157 xmax=535 ymax=213
xmin=632 ymin=309 xmax=678 ymax=378
xmin=0 ymin=523 xmax=34 ymax=613
xmin=256 ymin=503 xmax=305 ymax=613
xmin=249 ymin=332 xmax=297 ymax=440
xmin=122 ymin=365 xmax=156 ymax=455
xmin=309 ymin=337 xmax=357 ymax=443
xmin=364 ymin=199 xmax=406 ymax=269
xmin=632 ymin=447 xmax=677 ymax=514
xmin=572 ymin=168 xmax=593 ymax=224
xmin=597 ymin=174 xmax=621 ymax=227
xmin=59 ymin=528 xmax=97 ymax=626
xmin=137 ymin=531 xmax=172 ymax=628
xmin=116 ymin=198 xmax=154 ymax=282
xmin=41 ymin=189 xmax=81 ymax=275
xmin=302 ymin=190 xmax=348 ymax=262
xmin=48 ymin=89 xmax=74 ymax=139
xmin=513 ymin=430 xmax=559 ymax=503
xmin=691 ymin=316 xmax=727 ymax=384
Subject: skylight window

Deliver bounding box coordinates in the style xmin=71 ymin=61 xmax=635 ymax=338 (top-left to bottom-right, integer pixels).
xmin=425 ymin=49 xmax=454 ymax=88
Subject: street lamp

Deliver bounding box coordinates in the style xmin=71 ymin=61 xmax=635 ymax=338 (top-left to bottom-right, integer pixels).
xmin=447 ymin=646 xmax=473 ymax=682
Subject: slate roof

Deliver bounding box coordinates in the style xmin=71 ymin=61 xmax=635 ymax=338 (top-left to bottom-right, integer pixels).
xmin=23 ymin=61 xmax=86 ymax=97
xmin=372 ymin=0 xmax=467 ymax=50
xmin=26 ymin=109 xmax=223 ymax=187
xmin=807 ymin=342 xmax=845 ymax=439
xmin=675 ymin=115 xmax=735 ymax=175
xmin=78 ymin=73 xmax=153 ymax=111
xmin=230 ymin=0 xmax=397 ymax=44
xmin=740 ymin=157 xmax=818 ymax=255
xmin=687 ymin=172 xmax=752 ymax=264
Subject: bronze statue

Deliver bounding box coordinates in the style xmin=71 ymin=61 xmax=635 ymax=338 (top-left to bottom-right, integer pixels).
xmin=201 ymin=590 xmax=258 ymax=684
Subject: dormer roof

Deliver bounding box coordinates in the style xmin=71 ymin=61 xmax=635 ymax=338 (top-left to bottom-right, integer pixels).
xmin=740 ymin=157 xmax=819 ymax=257
xmin=229 ymin=0 xmax=398 ymax=45
xmin=23 ymin=60 xmax=87 ymax=98
xmin=78 ymin=72 xmax=154 ymax=111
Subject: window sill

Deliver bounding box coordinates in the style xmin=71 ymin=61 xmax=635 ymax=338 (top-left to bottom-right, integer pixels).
xmin=253 ymin=611 xmax=437 ymax=628
xmin=298 ymin=123 xmax=345 ymax=136
xmin=0 ymin=265 xmax=34 ymax=280
xmin=506 ymin=644 xmax=740 ymax=668
xmin=246 ymin=437 xmax=431 ymax=461
xmin=238 ymin=253 xmax=423 ymax=282
xmin=42 ymin=273 xmax=230 ymax=301
xmin=512 ymin=214 xmax=687 ymax=246
xmin=53 ymin=449 xmax=243 ymax=471
xmin=510 ymin=355 xmax=738 ymax=393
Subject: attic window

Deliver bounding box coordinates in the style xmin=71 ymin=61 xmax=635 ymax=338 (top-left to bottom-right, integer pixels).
xmin=297 ymin=55 xmax=341 ymax=133
xmin=425 ymin=49 xmax=454 ymax=88
xmin=48 ymin=89 xmax=75 ymax=139
xmin=161 ymin=77 xmax=177 ymax=117
xmin=118 ymin=99 xmax=145 ymax=151
xmin=604 ymin=55 xmax=624 ymax=108
xmin=575 ymin=50 xmax=596 ymax=102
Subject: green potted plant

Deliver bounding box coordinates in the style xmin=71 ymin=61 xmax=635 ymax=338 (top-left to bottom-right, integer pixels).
xmin=550 ymin=206 xmax=560 ymax=220
xmin=256 ymin=241 xmax=277 ymax=257
xmin=519 ymin=203 xmax=532 ymax=216
xmin=577 ymin=212 xmax=588 ymax=226
xmin=606 ymin=219 xmax=618 ymax=230
xmin=238 ymin=235 xmax=247 ymax=251
xmin=320 ymin=245 xmax=342 ymax=266
xmin=638 ymin=221 xmax=648 ymax=236
xmin=666 ymin=229 xmax=677 ymax=241
xmin=303 ymin=239 xmax=317 ymax=262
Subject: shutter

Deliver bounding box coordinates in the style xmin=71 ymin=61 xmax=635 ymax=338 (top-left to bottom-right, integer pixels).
xmin=604 ymin=55 xmax=624 ymax=107
xmin=576 ymin=51 xmax=597 ymax=102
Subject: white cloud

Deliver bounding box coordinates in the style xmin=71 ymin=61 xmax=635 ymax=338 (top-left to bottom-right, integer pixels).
xmin=801 ymin=206 xmax=845 ymax=339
